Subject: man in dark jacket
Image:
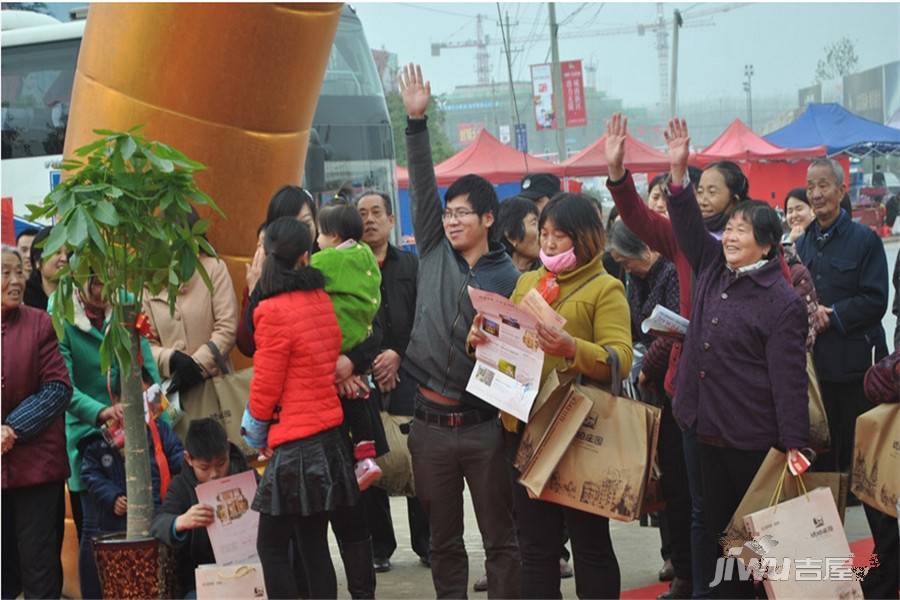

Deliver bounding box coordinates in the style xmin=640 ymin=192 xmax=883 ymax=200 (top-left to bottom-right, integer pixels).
xmin=150 ymin=419 xmax=251 ymax=597
xmin=796 ymin=158 xmax=889 ymax=472
xmin=357 ymin=191 xmax=431 ymax=572
xmin=796 ymin=157 xmax=896 ymax=600
xmin=399 ymin=63 xmax=521 ymax=598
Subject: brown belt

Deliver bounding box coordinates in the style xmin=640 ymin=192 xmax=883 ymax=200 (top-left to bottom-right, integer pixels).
xmin=417 ymin=386 xmax=462 ymax=407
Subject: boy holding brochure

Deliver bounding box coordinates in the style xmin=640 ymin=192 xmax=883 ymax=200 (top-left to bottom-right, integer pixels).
xmin=150 ymin=418 xmax=253 ymax=597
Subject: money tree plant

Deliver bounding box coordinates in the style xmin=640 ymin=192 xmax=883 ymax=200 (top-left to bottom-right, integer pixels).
xmin=28 ymin=127 xmax=222 ymax=538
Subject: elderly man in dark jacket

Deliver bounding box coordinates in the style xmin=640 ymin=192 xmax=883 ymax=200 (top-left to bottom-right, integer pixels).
xmin=796 ymin=157 xmax=896 ymax=600
xmin=356 ymin=191 xmax=431 ymax=572
xmin=796 ymin=158 xmax=889 ymax=472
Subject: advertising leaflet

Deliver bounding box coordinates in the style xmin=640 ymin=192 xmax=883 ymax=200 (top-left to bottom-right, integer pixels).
xmin=465 ymin=287 xmax=564 ymax=421
xmin=195 ymin=470 xmax=260 ymax=566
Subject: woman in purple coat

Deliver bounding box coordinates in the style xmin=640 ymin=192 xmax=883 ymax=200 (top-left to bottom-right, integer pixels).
xmin=1 ymin=245 xmax=72 ymax=599
xmin=661 ymin=121 xmax=810 ymax=598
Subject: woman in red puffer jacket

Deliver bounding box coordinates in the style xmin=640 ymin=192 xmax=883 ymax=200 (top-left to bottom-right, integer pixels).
xmin=243 ymin=216 xmax=371 ymax=600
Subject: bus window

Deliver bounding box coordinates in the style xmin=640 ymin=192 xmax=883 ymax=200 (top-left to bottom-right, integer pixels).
xmin=321 ymin=18 xmax=383 ymax=98
xmin=1 ymin=39 xmax=79 ymax=159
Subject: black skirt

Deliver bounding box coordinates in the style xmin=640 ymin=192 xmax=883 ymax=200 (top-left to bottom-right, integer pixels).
xmin=252 ymin=427 xmax=360 ymax=517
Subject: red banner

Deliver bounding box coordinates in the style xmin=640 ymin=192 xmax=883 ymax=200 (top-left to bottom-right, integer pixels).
xmin=457 ymin=122 xmax=484 ymax=145
xmin=1 ymin=198 xmax=14 ymax=246
xmin=561 ymin=60 xmax=587 ymax=128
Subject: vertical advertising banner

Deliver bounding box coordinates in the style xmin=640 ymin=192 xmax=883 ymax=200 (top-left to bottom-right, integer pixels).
xmin=561 ymin=60 xmax=587 ymax=128
xmin=499 ymin=124 xmax=511 ymax=145
xmin=531 ymin=64 xmax=556 ymax=130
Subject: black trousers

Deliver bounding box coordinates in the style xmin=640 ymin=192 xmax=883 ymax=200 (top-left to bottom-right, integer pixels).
xmin=1 ymin=482 xmax=64 ymax=600
xmin=362 ymin=485 xmax=431 ymax=561
xmin=698 ymin=443 xmax=768 ymax=599
xmin=69 ymin=488 xmax=84 ymax=542
xmin=658 ymin=394 xmax=693 ymax=582
xmin=817 ymin=379 xmax=872 ymax=472
xmin=258 ymin=502 xmax=369 ymax=599
xmin=861 ymin=504 xmax=900 ymax=599
xmin=512 ymin=477 xmax=620 ymax=599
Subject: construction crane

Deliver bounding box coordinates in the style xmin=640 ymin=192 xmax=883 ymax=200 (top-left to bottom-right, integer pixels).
xmin=430 ymin=3 xmax=749 ymax=105
xmin=431 ymin=14 xmax=492 ymax=86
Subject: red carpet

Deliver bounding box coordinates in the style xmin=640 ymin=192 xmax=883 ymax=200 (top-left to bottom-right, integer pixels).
xmin=620 ymin=537 xmax=875 ymax=599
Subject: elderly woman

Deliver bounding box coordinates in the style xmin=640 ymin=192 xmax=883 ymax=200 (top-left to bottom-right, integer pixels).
xmin=1 ymin=245 xmax=71 ymax=599
xmin=663 ymin=118 xmax=809 ymax=598
xmin=471 ymin=192 xmax=633 ymax=599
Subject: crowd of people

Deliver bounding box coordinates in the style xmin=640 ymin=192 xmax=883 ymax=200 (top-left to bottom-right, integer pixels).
xmin=2 ymin=61 xmax=899 ymax=600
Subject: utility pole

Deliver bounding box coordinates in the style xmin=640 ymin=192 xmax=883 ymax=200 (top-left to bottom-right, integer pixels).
xmin=743 ymin=64 xmax=754 ymax=130
xmin=548 ymin=2 xmax=567 ymax=161
xmin=504 ymin=11 xmax=517 ymax=127
xmin=669 ymin=9 xmax=682 ymax=118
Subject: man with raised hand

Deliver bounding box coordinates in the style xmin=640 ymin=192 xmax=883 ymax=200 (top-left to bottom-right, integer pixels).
xmin=398 ymin=63 xmax=521 ymax=598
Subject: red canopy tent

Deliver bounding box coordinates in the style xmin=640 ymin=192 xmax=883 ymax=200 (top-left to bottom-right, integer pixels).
xmin=692 ymin=119 xmax=828 ymax=208
xmin=397 ymin=129 xmax=564 ymax=188
xmin=562 ymin=133 xmax=669 ymax=177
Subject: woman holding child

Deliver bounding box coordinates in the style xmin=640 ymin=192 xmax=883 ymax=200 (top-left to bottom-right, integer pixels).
xmin=242 ymin=217 xmax=374 ymax=599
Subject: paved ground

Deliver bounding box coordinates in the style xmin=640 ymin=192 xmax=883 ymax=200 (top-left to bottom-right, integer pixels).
xmin=328 ymin=493 xmax=877 ymax=599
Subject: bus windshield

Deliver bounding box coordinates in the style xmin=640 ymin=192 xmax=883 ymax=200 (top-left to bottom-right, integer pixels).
xmin=1 ymin=38 xmax=78 ymax=159
xmin=322 ymin=16 xmax=383 ymax=98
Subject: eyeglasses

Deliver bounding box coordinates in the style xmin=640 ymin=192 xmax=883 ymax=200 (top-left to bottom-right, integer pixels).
xmin=442 ymin=208 xmax=477 ymax=221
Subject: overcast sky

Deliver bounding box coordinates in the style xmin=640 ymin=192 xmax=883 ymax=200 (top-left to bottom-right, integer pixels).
xmin=355 ymin=2 xmax=900 ymax=106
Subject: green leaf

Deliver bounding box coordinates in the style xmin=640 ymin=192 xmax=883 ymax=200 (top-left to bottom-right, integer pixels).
xmin=144 ymin=149 xmax=174 ymax=173
xmin=106 ymin=186 xmax=124 ymax=199
xmin=41 ymin=222 xmax=69 ymax=256
xmin=59 ymin=159 xmax=83 ymax=171
xmin=67 ymin=207 xmax=89 ymax=247
xmin=75 ymin=138 xmax=109 ymax=157
xmin=85 ymin=217 xmax=108 ymax=256
xmin=197 ymin=237 xmax=217 ymax=258
xmin=57 ymin=191 xmax=75 ymax=217
xmin=93 ymin=201 xmax=120 ymax=226
xmin=26 ymin=202 xmax=49 ymax=221
xmin=191 ymin=219 xmax=210 ymax=235
xmin=121 ymin=136 xmax=137 ymax=161
xmin=168 ymin=270 xmax=179 ymax=286
xmin=194 ymin=259 xmax=213 ymax=292
xmin=74 ymin=184 xmax=109 ymax=193
xmin=93 ymin=128 xmax=122 ymax=137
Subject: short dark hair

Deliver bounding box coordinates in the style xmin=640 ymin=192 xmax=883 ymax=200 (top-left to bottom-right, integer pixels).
xmin=15 ymin=227 xmax=39 ymax=243
xmin=445 ymin=174 xmax=498 ymax=224
xmin=783 ymin=188 xmax=809 ymax=212
xmin=704 ymin=161 xmax=750 ymax=204
xmin=494 ymin=196 xmax=539 ymax=255
xmin=266 ymin=185 xmax=317 ymax=226
xmin=185 ymin=418 xmax=230 ymax=461
xmin=318 ymin=203 xmax=363 ymax=241
xmin=608 ymin=219 xmax=649 ymax=260
xmin=259 ymin=217 xmax=314 ymax=297
xmin=356 ymin=190 xmax=393 ymax=216
xmin=539 ymin=193 xmax=606 ymax=264
xmin=726 ymin=200 xmax=782 ymax=259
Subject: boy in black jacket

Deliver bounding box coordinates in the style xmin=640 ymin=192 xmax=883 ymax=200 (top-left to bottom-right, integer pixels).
xmin=150 ymin=418 xmax=251 ymax=597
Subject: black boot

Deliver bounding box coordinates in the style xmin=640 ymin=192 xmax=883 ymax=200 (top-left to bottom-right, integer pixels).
xmin=340 ymin=537 xmax=376 ymax=599
xmin=657 ymin=576 xmax=692 ymax=600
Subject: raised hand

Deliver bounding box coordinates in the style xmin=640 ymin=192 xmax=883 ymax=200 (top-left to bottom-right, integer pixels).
xmin=663 ymin=118 xmax=690 ymax=184
xmin=605 ymin=113 xmax=628 ymax=181
xmin=398 ymin=63 xmax=431 ymax=120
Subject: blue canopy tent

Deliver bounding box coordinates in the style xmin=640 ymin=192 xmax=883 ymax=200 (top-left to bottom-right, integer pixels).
xmin=764 ymin=103 xmax=900 ymax=156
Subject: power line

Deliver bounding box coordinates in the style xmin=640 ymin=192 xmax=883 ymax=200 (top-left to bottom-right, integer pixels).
xmin=397 ymin=3 xmax=499 ymax=24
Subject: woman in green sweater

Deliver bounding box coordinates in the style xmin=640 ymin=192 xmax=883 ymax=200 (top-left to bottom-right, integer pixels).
xmin=51 ymin=276 xmax=159 ymax=540
xmin=469 ymin=192 xmax=633 ymax=599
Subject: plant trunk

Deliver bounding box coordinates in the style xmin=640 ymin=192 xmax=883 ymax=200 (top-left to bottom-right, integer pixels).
xmin=121 ymin=304 xmax=154 ymax=539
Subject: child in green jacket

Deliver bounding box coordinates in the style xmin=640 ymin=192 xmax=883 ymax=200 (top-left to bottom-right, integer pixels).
xmin=311 ymin=201 xmax=383 ymax=489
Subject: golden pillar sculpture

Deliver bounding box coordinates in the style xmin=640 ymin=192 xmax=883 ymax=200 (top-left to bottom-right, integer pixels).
xmin=62 ymin=1 xmax=342 ymax=332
